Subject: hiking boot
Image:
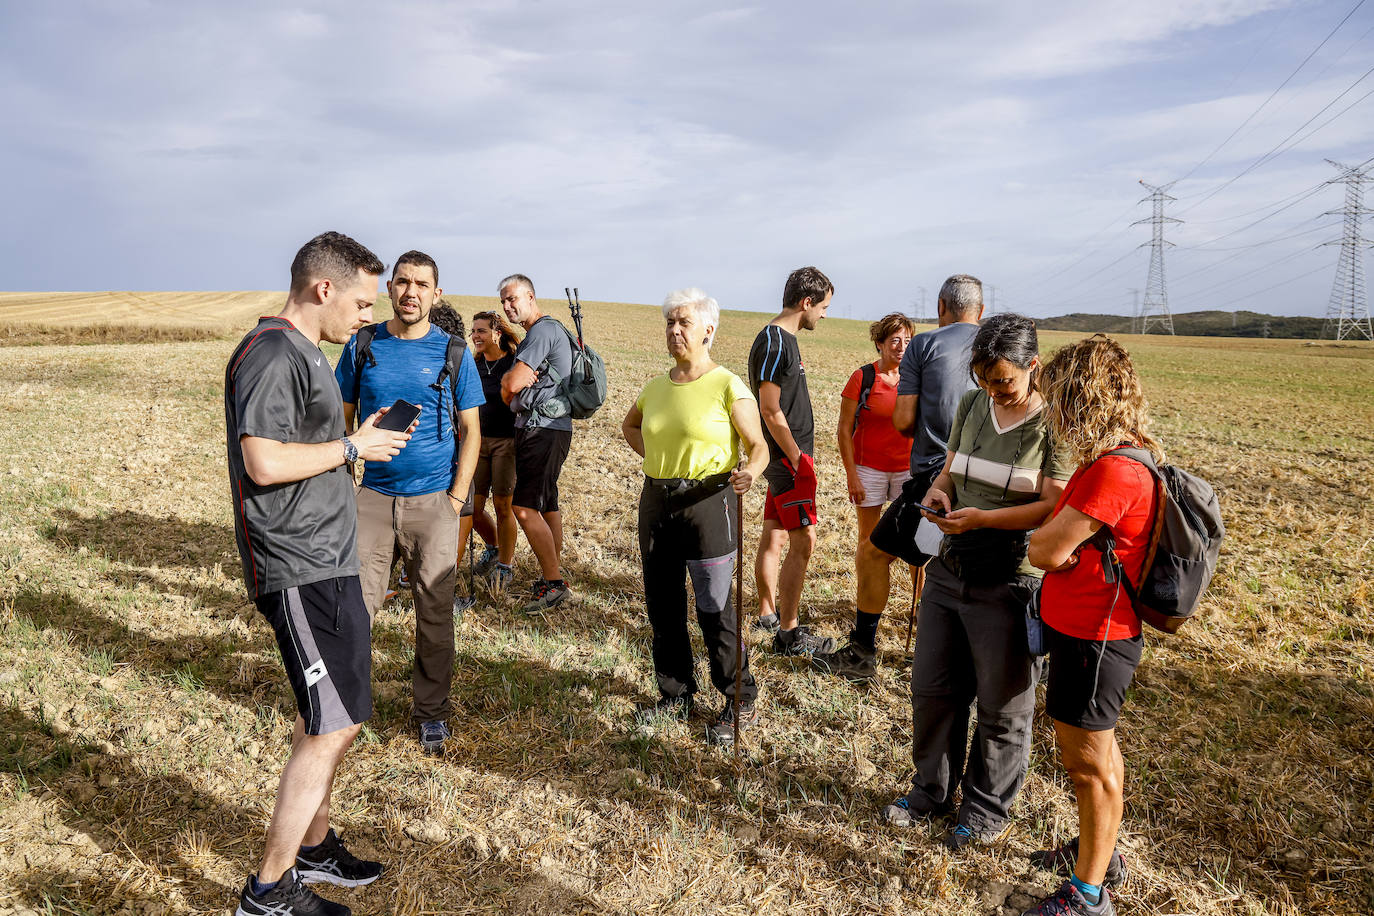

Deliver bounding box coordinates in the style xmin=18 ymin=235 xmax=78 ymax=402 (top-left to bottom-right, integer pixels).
xmin=877 ymin=795 xmax=954 ymax=828
xmin=771 ymin=626 xmax=836 ymax=657
xmin=296 ymin=828 xmax=384 ymax=888
xmin=635 ymin=694 xmax=694 ymax=726
xmin=706 ymin=699 xmax=758 ymax=746
xmin=1020 ymin=880 xmax=1116 ymax=915
xmin=453 ymin=593 xmax=474 ymax=622
xmin=941 ymin=822 xmax=1007 ymax=852
xmin=235 ymin=868 xmax=350 ymax=916
xmin=810 ymin=638 xmax=877 ymax=681
xmin=1029 ymin=837 xmax=1128 ymax=889
xmin=752 ymin=613 xmax=781 ymax=634
xmin=417 ymin=719 xmax=451 ymax=754
xmin=473 ymin=545 xmax=500 ymax=577
xmin=523 ymin=579 xmax=569 ymax=615
xmin=485 ymin=563 xmax=514 ymax=597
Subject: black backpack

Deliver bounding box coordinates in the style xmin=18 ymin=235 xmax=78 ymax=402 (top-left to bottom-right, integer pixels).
xmin=851 ymin=362 xmax=878 ymax=434
xmin=1088 ymin=447 xmax=1225 ymax=633
xmin=349 ymin=323 xmax=469 ymax=433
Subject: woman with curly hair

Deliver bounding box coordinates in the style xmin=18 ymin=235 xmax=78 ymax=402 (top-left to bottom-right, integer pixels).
xmin=1022 ymin=334 xmax=1164 ymax=916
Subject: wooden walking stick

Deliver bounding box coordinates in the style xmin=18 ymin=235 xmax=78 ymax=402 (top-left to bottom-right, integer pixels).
xmin=733 ymin=488 xmax=745 ymax=760
xmin=905 ymin=565 xmax=925 ymax=653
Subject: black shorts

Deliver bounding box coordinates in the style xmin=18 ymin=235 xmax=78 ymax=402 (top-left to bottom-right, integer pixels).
xmin=254 ymin=576 xmax=372 ymax=735
xmin=513 ymin=426 xmax=572 ymax=513
xmin=868 ymin=468 xmax=939 ymax=566
xmin=1044 ymin=624 xmax=1143 ymax=731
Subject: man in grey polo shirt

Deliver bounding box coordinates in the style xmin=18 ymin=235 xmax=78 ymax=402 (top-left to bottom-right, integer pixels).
xmin=226 ymin=231 xmax=414 ymax=916
xmin=813 ymin=274 xmax=982 ymax=682
xmin=498 ymin=273 xmax=575 ymax=615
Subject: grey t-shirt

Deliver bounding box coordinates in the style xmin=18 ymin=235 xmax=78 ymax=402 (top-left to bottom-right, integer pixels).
xmin=897 ymin=321 xmax=979 ymax=476
xmin=512 ymin=315 xmax=574 ymax=432
xmin=224 ymin=317 xmax=359 ymax=597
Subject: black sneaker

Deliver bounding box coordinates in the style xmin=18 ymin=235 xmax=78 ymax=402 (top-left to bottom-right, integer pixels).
xmin=417 ymin=719 xmax=451 ymax=755
xmin=523 ymin=579 xmax=569 ymax=615
xmin=706 ymin=699 xmax=758 ymax=746
xmin=752 ymin=613 xmax=780 ymax=634
xmin=1020 ymin=880 xmax=1115 ymax=915
xmin=941 ymin=822 xmax=1006 ymax=852
xmin=1029 ymin=837 xmax=1128 ymax=889
xmin=810 ymin=638 xmax=877 ymax=681
xmin=771 ymin=626 xmax=836 ymax=657
xmin=635 ymin=694 xmax=693 ymax=725
xmin=235 ymin=867 xmax=351 ymax=915
xmin=296 ymin=829 xmax=384 ymax=888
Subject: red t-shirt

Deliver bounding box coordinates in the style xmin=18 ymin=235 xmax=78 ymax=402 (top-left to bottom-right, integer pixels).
xmin=842 ymin=364 xmax=912 ymax=473
xmin=1040 ymin=455 xmax=1158 ymax=641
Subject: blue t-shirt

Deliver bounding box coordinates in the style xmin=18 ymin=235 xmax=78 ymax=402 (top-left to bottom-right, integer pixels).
xmin=335 ymin=324 xmax=486 ymax=497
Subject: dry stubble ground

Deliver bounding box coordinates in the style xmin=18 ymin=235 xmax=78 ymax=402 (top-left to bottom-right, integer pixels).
xmin=0 ymin=294 xmax=1371 ymax=916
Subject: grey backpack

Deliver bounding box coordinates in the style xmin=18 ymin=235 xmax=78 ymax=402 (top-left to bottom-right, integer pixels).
xmin=1089 ymin=447 xmax=1225 ymax=633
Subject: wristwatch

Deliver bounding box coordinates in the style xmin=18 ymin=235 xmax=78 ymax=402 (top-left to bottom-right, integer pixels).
xmin=341 ymin=436 xmax=358 ymax=463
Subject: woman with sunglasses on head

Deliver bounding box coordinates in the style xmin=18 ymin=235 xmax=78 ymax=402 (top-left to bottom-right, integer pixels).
xmin=1019 ymin=336 xmax=1162 ymax=916
xmin=880 ymin=313 xmax=1073 ymax=852
xmin=466 ymin=309 xmax=523 ymax=595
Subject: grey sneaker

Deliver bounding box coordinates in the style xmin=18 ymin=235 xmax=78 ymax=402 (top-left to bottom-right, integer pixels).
xmin=1020 ymin=881 xmax=1116 ymax=915
xmin=296 ymin=828 xmax=384 ymax=888
xmin=941 ymin=822 xmax=1007 ymax=852
xmin=473 ymin=545 xmax=500 ymax=577
xmin=418 ymin=719 xmax=451 ymax=754
xmin=453 ymin=593 xmax=474 ymax=622
xmin=1029 ymin=837 xmax=1128 ymax=889
xmin=485 ymin=563 xmax=514 ymax=597
xmin=878 ymin=795 xmax=954 ymax=828
xmin=771 ymin=626 xmax=836 ymax=657
xmin=706 ymin=699 xmax=758 ymax=746
xmin=810 ymin=638 xmax=877 ymax=681
xmin=523 ymin=579 xmax=569 ymax=615
xmin=752 ymin=613 xmax=781 ymax=634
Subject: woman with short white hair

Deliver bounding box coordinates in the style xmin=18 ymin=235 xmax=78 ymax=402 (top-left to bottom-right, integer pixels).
xmin=622 ymin=288 xmax=770 ymax=745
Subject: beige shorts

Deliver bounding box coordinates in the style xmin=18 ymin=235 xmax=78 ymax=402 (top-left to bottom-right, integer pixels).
xmin=855 ymin=464 xmax=911 ymax=508
xmin=476 ymin=436 xmax=516 ymax=497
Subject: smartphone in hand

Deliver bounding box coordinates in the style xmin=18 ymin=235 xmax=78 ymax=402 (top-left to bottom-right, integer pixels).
xmin=916 ymin=502 xmax=948 ymax=518
xmin=376 ymin=399 xmax=421 ymax=432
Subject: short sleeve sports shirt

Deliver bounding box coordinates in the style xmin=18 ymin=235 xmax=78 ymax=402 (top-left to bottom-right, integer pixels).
xmin=224 ymin=317 xmax=359 ymax=598
xmin=748 ymin=325 xmax=814 ymax=487
xmin=512 ymin=316 xmax=574 ymax=432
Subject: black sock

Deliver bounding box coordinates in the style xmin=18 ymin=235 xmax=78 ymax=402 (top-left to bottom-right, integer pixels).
xmin=853 ymin=611 xmax=881 ymax=651
xmin=548 ymin=579 xmax=565 ymax=588
xmin=778 ymin=626 xmax=797 ymax=644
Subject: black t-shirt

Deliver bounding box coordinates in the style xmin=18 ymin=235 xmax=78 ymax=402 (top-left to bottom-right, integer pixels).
xmin=475 ymin=352 xmax=517 ymax=438
xmin=747 ymin=324 xmax=815 ymax=485
xmin=224 ymin=317 xmax=359 ymax=597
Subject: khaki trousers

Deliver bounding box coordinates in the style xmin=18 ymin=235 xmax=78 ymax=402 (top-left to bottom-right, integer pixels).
xmin=356 ymin=486 xmax=459 ymax=723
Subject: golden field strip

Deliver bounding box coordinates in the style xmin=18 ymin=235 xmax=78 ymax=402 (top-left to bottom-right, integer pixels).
xmin=0 ymin=291 xmax=1371 ymax=916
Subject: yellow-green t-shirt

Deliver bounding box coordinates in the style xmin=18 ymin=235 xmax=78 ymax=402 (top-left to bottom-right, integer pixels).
xmin=635 ymin=366 xmax=755 ymax=480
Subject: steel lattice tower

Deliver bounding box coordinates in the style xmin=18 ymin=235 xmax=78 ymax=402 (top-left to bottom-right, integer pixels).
xmin=1134 ymin=180 xmax=1181 ymax=335
xmin=1322 ymin=159 xmax=1373 ymax=341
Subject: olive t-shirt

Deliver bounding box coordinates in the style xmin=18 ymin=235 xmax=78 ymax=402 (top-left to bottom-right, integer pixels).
xmin=224 ymin=317 xmax=359 ymax=598
xmin=747 ymin=325 xmax=814 ymax=489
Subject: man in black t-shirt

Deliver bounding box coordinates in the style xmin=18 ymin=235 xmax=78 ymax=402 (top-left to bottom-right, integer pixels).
xmin=225 ymin=232 xmax=413 ymax=916
xmin=747 ymin=266 xmax=835 ymax=658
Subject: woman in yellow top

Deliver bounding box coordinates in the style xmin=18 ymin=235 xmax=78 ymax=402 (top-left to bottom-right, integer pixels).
xmin=622 ymin=288 xmax=770 ymax=746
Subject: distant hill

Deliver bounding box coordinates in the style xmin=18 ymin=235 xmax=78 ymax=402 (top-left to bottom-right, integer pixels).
xmin=1034 ymin=310 xmax=1328 ymax=339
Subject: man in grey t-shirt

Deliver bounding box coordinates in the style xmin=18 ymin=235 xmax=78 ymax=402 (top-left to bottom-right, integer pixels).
xmin=225 ymin=232 xmax=413 ymax=914
xmin=498 ymin=273 xmax=575 ymax=614
xmin=814 ymin=274 xmax=982 ymax=682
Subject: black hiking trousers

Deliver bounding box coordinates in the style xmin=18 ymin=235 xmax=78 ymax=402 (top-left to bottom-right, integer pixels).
xmin=638 ymin=476 xmax=756 ymax=705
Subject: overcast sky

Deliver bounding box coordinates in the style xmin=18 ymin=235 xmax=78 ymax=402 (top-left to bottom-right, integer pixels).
xmin=2 ymin=1 xmax=1371 ymax=319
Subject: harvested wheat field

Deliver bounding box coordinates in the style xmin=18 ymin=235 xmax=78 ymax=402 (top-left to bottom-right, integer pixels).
xmin=0 ymin=293 xmax=1371 ymax=916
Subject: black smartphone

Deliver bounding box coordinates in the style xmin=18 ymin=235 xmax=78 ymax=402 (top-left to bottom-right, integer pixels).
xmin=916 ymin=502 xmax=947 ymax=518
xmin=375 ymin=399 xmax=421 ymax=432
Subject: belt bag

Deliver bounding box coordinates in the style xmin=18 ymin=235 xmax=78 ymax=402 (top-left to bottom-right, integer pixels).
xmin=940 ymin=527 xmax=1031 ymax=586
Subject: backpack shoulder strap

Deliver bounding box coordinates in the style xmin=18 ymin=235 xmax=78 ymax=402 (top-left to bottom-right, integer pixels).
xmin=1088 ymin=446 xmax=1168 ymax=602
xmin=350 ymin=323 xmax=380 ymax=405
xmin=852 ymin=362 xmax=878 ymax=433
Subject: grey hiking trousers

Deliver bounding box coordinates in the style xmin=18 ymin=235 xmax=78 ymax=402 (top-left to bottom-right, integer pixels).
xmin=904 ymin=558 xmax=1041 ymax=834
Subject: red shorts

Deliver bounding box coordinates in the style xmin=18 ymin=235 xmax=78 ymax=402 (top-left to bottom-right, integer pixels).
xmin=762 ymin=454 xmax=818 ymax=530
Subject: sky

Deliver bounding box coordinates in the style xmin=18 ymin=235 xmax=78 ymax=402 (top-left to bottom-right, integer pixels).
xmin=2 ymin=0 xmax=1372 ymax=321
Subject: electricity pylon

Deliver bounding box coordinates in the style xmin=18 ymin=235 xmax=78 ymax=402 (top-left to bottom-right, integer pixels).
xmin=1322 ymin=160 xmax=1373 ymax=341
xmin=1134 ymin=181 xmax=1181 ymax=335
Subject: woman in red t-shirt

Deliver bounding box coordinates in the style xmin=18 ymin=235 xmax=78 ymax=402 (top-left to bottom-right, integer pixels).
xmin=1024 ymin=335 xmax=1162 ymax=916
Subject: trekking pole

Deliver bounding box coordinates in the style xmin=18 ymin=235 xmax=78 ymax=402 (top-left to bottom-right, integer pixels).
xmin=565 ymin=287 xmax=585 ymax=349
xmin=905 ymin=565 xmax=924 ymax=653
xmin=733 ymin=486 xmax=745 ymax=762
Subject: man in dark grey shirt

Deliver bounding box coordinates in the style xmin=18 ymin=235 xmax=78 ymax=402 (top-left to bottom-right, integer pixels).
xmin=813 ymin=274 xmax=981 ymax=682
xmin=498 ymin=273 xmax=576 ymax=614
xmin=226 ymin=232 xmax=413 ymax=916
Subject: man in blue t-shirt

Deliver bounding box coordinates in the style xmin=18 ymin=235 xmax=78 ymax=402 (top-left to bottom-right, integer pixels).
xmin=335 ymin=250 xmax=484 ymax=754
